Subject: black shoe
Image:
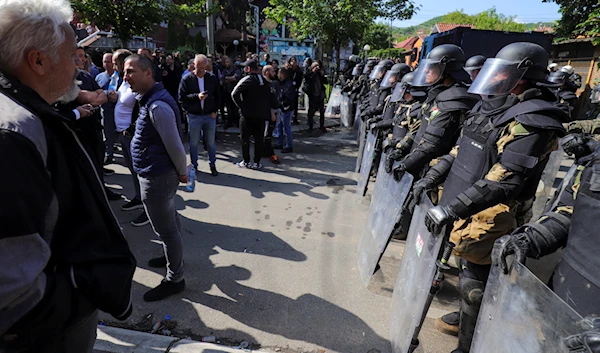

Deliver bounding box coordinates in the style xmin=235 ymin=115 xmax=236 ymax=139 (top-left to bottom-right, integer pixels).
xmin=143 ymin=279 xmax=185 ymax=302
xmin=307 ymin=128 xmax=314 ymax=133
xmin=121 ymin=198 xmax=144 ymax=211
xmin=131 ymin=212 xmax=150 ymax=227
xmin=282 ymin=147 xmax=293 ymax=153
xmin=273 ymin=144 xmax=283 ymax=150
xmin=148 ymin=256 xmax=167 ymax=268
xmin=210 ymin=165 xmax=218 ymax=176
xmin=103 ymin=167 xmax=115 ymax=176
xmin=434 ymin=311 xmax=460 ymax=337
xmin=105 ymin=187 xmax=122 ymax=201
xmin=104 ymin=157 xmax=115 ymax=165
xmin=320 ymin=127 xmax=327 ymax=133
xmin=292 ymin=120 xmax=300 ymax=125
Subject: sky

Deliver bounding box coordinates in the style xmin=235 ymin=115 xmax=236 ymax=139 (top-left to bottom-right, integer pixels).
xmin=391 ymin=0 xmax=562 ymax=27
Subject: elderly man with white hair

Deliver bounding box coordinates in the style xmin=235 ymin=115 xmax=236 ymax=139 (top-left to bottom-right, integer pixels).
xmin=0 ymin=0 xmax=136 ymax=351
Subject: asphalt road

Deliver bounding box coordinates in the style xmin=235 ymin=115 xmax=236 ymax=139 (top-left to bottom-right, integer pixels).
xmin=99 ymin=124 xmax=459 ymax=353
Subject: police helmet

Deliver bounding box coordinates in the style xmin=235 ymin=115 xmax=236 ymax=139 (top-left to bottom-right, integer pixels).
xmin=411 ymin=44 xmax=465 ymax=87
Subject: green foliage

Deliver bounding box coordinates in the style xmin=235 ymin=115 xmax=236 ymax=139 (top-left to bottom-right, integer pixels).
xmin=73 ymin=0 xmax=166 ymax=47
xmin=265 ymin=0 xmax=417 ymax=70
xmin=194 ymin=32 xmax=206 ymax=54
xmin=363 ymin=23 xmax=393 ymax=50
xmin=543 ymin=0 xmax=600 ymax=40
xmin=441 ymin=8 xmax=526 ymax=32
xmin=73 ymin=0 xmax=217 ymax=47
xmin=575 ymin=6 xmax=600 ymax=45
xmin=166 ymin=23 xmax=178 ymax=51
xmin=369 ymin=48 xmax=408 ymax=59
xmin=392 ymin=15 xmax=443 ymax=38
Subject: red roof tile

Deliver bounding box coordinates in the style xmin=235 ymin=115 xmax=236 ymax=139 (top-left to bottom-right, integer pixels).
xmin=433 ymin=23 xmax=475 ymax=34
xmin=394 ymin=36 xmax=418 ymax=50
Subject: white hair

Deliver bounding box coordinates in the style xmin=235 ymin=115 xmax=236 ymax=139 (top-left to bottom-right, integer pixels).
xmin=0 ymin=0 xmax=73 ymax=71
xmin=195 ymin=54 xmax=208 ymax=64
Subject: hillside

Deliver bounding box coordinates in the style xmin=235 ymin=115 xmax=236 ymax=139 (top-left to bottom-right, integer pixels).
xmin=392 ymin=13 xmax=554 ymax=41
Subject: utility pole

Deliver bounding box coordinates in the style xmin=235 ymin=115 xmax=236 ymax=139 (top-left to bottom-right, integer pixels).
xmin=206 ymin=0 xmax=215 ymax=54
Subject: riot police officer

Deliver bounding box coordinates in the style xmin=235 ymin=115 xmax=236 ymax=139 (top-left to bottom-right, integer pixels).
xmin=366 ymin=63 xmax=411 ymax=126
xmin=417 ymin=42 xmax=569 ymax=353
xmin=390 ymin=44 xmax=479 ymax=179
xmin=357 ymin=59 xmax=378 ymax=98
xmin=464 ymin=55 xmax=486 ymax=82
xmin=549 ymin=70 xmax=579 ymax=119
xmin=361 ymin=60 xmax=395 ymax=121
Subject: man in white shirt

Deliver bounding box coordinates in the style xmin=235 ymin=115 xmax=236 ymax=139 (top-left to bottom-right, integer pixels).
xmin=110 ymin=49 xmax=150 ymax=227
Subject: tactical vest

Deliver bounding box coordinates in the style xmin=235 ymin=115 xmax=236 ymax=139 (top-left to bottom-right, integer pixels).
xmin=381 ymin=95 xmax=399 ymax=123
xmin=392 ymin=101 xmax=420 ymax=139
xmin=409 ymin=83 xmax=475 ymax=153
xmin=562 ymin=153 xmax=600 ymax=288
xmin=440 ymin=97 xmax=567 ymax=206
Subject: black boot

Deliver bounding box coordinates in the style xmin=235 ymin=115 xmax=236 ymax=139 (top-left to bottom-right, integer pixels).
xmin=143 ymin=279 xmax=185 ymax=302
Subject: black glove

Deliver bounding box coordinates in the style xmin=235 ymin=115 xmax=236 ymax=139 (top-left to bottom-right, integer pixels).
xmin=384 ymin=138 xmax=400 ymax=153
xmin=385 ymin=149 xmax=405 ymax=173
xmin=566 ymin=318 xmax=600 ymax=353
xmin=493 ymin=235 xmax=528 ymax=274
xmin=392 ymin=162 xmax=407 ymax=181
xmin=561 ymin=134 xmax=592 ymax=161
xmin=412 ymin=177 xmax=435 ymax=206
xmin=424 ymin=205 xmax=458 ymax=235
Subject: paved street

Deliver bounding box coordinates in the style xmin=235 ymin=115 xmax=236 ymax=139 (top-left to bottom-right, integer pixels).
xmin=98 ymin=121 xmax=459 ymax=353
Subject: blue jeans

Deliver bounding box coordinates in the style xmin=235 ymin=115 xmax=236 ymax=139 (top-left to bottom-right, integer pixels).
xmin=277 ymin=111 xmax=294 ymax=149
xmin=188 ymin=113 xmax=216 ymax=168
xmin=139 ymin=170 xmax=184 ymax=283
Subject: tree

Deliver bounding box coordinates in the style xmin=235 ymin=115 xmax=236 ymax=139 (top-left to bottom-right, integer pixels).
xmin=73 ymin=0 xmax=216 ymax=48
xmin=441 ymin=8 xmax=526 ymax=32
xmin=363 ymin=23 xmax=392 ymax=50
xmin=543 ymin=0 xmax=600 ymax=40
xmin=265 ymin=0 xmax=416 ymax=70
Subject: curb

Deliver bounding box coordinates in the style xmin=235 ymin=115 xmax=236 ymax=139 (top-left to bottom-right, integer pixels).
xmin=95 ymin=325 xmax=268 ymax=353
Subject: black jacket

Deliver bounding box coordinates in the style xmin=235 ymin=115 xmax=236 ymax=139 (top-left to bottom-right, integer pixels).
xmin=0 ymin=71 xmax=136 ymax=337
xmin=231 ymin=73 xmax=278 ymax=120
xmin=302 ymin=70 xmax=326 ymax=97
xmin=178 ymin=72 xmax=222 ymax=115
xmin=280 ymin=78 xmax=296 ymax=112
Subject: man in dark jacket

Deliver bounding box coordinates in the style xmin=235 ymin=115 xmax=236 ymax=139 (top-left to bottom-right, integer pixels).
xmin=303 ymin=62 xmax=327 ymax=132
xmin=222 ymin=55 xmax=242 ymax=129
xmin=125 ymin=54 xmax=188 ymax=301
xmin=232 ymin=59 xmax=278 ymax=169
xmin=0 ymin=1 xmax=135 ymax=351
xmin=276 ymin=67 xmax=296 ymax=153
xmin=178 ymin=54 xmax=222 ymax=176
xmin=286 ymin=56 xmax=303 ymax=125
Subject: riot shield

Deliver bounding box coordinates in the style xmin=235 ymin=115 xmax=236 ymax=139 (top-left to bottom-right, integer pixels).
xmin=354 ymin=105 xmax=363 ymax=143
xmin=356 ymin=132 xmax=377 ymax=199
xmin=340 ymin=93 xmax=352 ymax=128
xmin=532 ymin=149 xmax=566 ymax=220
xmin=471 ymin=261 xmax=589 ymax=353
xmin=325 ymin=87 xmax=343 ymax=118
xmin=355 ymin=117 xmax=367 ymax=172
xmin=357 ymin=156 xmax=414 ymax=286
xmin=390 ymin=195 xmax=445 ymax=353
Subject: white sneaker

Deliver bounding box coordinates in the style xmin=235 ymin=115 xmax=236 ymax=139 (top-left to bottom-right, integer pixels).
xmin=237 ymin=160 xmax=249 ymax=168
xmin=251 ymin=162 xmax=264 ymax=170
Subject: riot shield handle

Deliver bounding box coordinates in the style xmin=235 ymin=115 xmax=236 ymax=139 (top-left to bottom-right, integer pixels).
xmin=436 ymin=240 xmax=455 ymax=272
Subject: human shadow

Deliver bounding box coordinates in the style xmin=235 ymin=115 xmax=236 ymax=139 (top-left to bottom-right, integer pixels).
xmin=197 ymin=171 xmax=329 ymax=200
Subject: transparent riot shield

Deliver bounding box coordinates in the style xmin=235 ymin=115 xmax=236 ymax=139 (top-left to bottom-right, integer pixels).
xmin=355 ymin=118 xmax=367 ymax=173
xmin=390 ymin=195 xmax=445 ymax=353
xmin=356 ymin=132 xmax=377 ymax=199
xmin=532 ymin=149 xmax=567 ymax=220
xmin=471 ymin=261 xmax=589 ymax=353
xmin=325 ymin=87 xmax=343 ymax=118
xmin=340 ymin=93 xmax=352 ymax=128
xmin=354 ymin=104 xmax=363 ymax=141
xmin=357 ymin=156 xmax=414 ymax=286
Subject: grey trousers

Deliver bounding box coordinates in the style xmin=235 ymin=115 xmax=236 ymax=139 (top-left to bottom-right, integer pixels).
xmin=139 ymin=170 xmax=184 ymax=282
xmin=119 ymin=133 xmax=141 ymax=201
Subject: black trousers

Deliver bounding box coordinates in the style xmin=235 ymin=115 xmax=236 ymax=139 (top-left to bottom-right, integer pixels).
xmin=263 ymin=120 xmax=276 ymax=157
xmin=307 ymin=95 xmax=325 ymax=129
xmin=225 ymin=92 xmax=239 ymax=126
xmin=240 ymin=117 xmax=265 ymax=164
xmin=293 ymin=90 xmax=299 ymax=123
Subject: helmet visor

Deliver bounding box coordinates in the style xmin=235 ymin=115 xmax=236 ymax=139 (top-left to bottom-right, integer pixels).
xmin=380 ymin=70 xmax=399 ymax=89
xmin=390 ymin=82 xmax=408 ymax=102
xmin=412 ymin=59 xmax=445 ymax=87
xmin=468 ymin=58 xmax=527 ymax=96
xmin=369 ymin=65 xmax=386 ymax=81
xmin=363 ymin=65 xmax=373 ymax=74
xmin=352 ymin=66 xmax=362 ymax=76
xmin=548 ymin=74 xmax=566 ymax=84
